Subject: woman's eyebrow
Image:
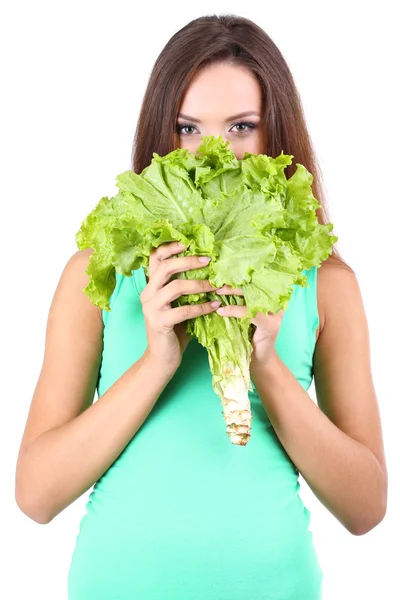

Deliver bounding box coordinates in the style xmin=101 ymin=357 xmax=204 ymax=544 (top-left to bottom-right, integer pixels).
xmin=177 ymin=111 xmax=260 ymax=123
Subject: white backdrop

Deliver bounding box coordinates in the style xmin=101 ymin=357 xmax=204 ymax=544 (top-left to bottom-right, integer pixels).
xmin=2 ymin=1 xmax=399 ymax=598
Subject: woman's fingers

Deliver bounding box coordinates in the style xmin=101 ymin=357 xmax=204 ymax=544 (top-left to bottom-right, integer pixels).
xmin=155 ymin=277 xmax=217 ymax=307
xmin=149 ymin=253 xmax=212 ymax=292
xmin=216 ymin=304 xmax=248 ymax=318
xmin=162 ymin=299 xmax=223 ymax=328
xmin=148 ymin=241 xmax=186 ymax=280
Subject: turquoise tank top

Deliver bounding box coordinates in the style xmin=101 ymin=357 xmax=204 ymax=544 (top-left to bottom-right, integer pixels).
xmin=68 ymin=265 xmax=323 ymax=599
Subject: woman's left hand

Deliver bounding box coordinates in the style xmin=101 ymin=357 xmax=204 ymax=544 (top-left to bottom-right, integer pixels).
xmin=215 ymin=285 xmax=285 ymax=370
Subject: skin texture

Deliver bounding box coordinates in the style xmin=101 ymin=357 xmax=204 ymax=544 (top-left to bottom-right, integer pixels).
xmin=15 ymin=63 xmax=387 ymax=534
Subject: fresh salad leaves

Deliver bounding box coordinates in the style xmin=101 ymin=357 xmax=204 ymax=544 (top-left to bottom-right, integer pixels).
xmin=76 ymin=136 xmax=337 ymax=445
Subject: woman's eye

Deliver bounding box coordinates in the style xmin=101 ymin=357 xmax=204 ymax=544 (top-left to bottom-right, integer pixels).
xmin=230 ymin=122 xmax=256 ymax=133
xmin=176 ymin=124 xmax=198 ymax=135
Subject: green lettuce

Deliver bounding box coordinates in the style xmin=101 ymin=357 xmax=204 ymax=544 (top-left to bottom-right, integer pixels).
xmin=76 ymin=136 xmax=337 ymax=445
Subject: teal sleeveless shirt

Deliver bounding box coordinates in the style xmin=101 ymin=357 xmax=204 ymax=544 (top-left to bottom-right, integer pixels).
xmin=68 ymin=265 xmax=323 ymax=599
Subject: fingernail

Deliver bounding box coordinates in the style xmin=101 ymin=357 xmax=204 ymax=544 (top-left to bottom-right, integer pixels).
xmin=198 ymin=256 xmax=211 ymax=264
xmin=178 ymin=243 xmax=186 ymax=248
xmin=211 ymin=300 xmax=222 ymax=308
xmin=216 ymin=306 xmax=226 ymax=314
xmin=215 ymin=287 xmax=224 ymax=294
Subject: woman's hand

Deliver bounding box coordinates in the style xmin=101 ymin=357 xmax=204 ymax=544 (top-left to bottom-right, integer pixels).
xmin=140 ymin=241 xmax=222 ymax=374
xmin=214 ymin=284 xmax=284 ymax=371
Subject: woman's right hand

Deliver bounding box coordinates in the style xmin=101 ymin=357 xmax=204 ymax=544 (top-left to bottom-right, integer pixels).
xmin=140 ymin=241 xmax=222 ymax=374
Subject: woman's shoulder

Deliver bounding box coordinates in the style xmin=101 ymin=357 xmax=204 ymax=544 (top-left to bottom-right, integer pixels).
xmin=315 ymin=254 xmax=358 ymax=342
xmin=58 ymin=248 xmax=103 ymax=322
xmin=65 ymin=246 xmax=94 ymax=270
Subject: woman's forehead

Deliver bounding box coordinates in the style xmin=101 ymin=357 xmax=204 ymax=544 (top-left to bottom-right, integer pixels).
xmin=179 ymin=63 xmax=262 ymax=119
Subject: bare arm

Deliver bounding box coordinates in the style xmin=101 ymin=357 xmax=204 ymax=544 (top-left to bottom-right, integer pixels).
xmin=15 ymin=249 xmax=174 ymax=524
xmin=250 ymin=257 xmax=388 ymax=535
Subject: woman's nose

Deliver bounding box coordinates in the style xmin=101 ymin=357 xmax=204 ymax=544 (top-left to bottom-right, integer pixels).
xmin=206 ymin=129 xmax=228 ymax=141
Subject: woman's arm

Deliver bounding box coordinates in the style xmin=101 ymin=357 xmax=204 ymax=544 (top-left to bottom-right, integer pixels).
xmin=250 ymin=257 xmax=387 ymax=535
xmin=15 ymin=249 xmax=175 ymax=525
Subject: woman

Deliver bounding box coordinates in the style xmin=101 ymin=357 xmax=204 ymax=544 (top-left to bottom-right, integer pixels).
xmin=15 ymin=14 xmax=387 ymax=600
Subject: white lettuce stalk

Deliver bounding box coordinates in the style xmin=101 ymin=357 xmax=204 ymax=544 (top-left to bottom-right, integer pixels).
xmin=192 ymin=307 xmax=254 ymax=445
xmin=209 ymin=336 xmax=254 ymax=446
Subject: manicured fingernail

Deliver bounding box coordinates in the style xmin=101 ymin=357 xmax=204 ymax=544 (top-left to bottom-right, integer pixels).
xmin=215 ymin=287 xmax=224 ymax=294
xmin=211 ymin=300 xmax=222 ymax=308
xmin=198 ymin=256 xmax=211 ymax=263
xmin=178 ymin=243 xmax=186 ymax=247
xmin=216 ymin=306 xmax=226 ymax=314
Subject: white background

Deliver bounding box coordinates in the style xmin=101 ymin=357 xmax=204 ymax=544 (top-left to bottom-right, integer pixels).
xmin=2 ymin=1 xmax=399 ymax=598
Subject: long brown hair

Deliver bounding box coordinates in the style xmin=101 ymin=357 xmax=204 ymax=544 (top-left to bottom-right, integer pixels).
xmin=132 ymin=14 xmax=350 ymax=269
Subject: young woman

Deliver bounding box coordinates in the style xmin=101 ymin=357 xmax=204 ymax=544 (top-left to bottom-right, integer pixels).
xmin=15 ymin=14 xmax=387 ymax=600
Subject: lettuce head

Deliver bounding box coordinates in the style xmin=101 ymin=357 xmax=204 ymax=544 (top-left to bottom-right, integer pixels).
xmin=76 ymin=136 xmax=337 ymax=446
